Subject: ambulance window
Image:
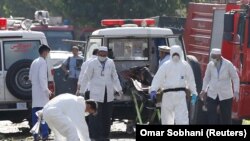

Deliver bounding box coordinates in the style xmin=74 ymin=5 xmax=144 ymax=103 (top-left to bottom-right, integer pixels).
xmin=167 ymin=37 xmax=185 ymax=60
xmin=86 ymin=38 xmax=102 ymax=60
xmin=167 ymin=37 xmax=182 ymax=47
xmin=3 ymin=40 xmax=40 ymax=70
xmin=108 ymin=38 xmax=148 ymax=60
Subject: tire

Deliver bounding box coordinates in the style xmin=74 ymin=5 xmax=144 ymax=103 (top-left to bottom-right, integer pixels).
xmin=6 ymin=59 xmax=33 ymax=100
xmin=187 ymin=55 xmax=206 ymax=124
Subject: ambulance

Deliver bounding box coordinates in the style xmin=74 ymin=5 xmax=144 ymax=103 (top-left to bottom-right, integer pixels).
xmin=84 ymin=19 xmax=202 ymax=128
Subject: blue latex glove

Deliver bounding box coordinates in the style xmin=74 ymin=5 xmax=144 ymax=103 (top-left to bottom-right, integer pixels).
xmin=191 ymin=94 xmax=197 ymax=105
xmin=150 ymin=91 xmax=157 ymax=100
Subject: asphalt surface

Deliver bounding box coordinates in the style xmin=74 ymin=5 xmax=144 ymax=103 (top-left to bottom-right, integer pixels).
xmin=0 ymin=120 xmax=135 ymax=141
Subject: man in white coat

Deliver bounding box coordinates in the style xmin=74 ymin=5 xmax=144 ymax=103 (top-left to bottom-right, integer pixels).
xmin=150 ymin=45 xmax=197 ymax=125
xmin=81 ymin=46 xmax=123 ymax=141
xmin=42 ymin=94 xmax=97 ymax=141
xmin=76 ymin=48 xmax=99 ymax=97
xmin=29 ymin=44 xmax=52 ymax=140
xmin=200 ymin=48 xmax=239 ymax=124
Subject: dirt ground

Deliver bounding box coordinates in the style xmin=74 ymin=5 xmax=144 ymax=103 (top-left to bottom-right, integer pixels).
xmin=0 ymin=120 xmax=135 ymax=141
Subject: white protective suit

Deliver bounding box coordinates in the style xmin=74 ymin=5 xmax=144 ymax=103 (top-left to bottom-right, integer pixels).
xmin=81 ymin=58 xmax=122 ymax=102
xmin=78 ymin=55 xmax=97 ymax=93
xmin=202 ymin=57 xmax=239 ymax=100
xmin=151 ymin=45 xmax=197 ymax=125
xmin=43 ymin=94 xmax=90 ymax=141
xmin=29 ymin=57 xmax=50 ymax=108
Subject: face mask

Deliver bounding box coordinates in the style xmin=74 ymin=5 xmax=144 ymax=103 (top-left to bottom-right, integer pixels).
xmin=98 ymin=56 xmax=107 ymax=62
xmin=172 ymin=55 xmax=180 ymax=63
xmin=85 ymin=112 xmax=90 ymax=116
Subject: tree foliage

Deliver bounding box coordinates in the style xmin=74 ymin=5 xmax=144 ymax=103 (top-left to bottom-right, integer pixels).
xmin=0 ymin=0 xmax=205 ymax=27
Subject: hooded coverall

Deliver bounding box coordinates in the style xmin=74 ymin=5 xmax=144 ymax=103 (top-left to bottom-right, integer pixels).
xmin=43 ymin=94 xmax=90 ymax=141
xmin=151 ymin=45 xmax=197 ymax=125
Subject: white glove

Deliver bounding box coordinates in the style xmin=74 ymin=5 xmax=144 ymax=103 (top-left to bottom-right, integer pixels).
xmin=234 ymin=92 xmax=239 ymax=102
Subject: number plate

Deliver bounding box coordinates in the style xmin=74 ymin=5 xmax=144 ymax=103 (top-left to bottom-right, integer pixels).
xmin=16 ymin=102 xmax=27 ymax=109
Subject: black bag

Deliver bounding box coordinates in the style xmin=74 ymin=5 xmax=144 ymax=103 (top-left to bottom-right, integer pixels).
xmin=76 ymin=58 xmax=84 ymax=70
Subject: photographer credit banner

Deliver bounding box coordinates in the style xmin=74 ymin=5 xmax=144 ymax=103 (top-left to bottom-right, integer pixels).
xmin=136 ymin=125 xmax=250 ymax=140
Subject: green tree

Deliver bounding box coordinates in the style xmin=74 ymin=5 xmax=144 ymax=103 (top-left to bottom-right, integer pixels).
xmin=0 ymin=0 xmax=205 ymax=27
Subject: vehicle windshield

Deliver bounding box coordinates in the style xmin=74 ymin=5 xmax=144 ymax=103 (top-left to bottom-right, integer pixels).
xmin=108 ymin=38 xmax=149 ymax=60
xmin=43 ymin=31 xmax=73 ymax=51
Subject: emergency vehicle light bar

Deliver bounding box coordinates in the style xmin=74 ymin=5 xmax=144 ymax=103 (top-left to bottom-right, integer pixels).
xmin=0 ymin=18 xmax=7 ymax=30
xmin=101 ymin=19 xmax=155 ymax=27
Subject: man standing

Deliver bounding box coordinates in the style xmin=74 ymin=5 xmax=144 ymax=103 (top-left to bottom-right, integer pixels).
xmin=42 ymin=94 xmax=97 ymax=141
xmin=62 ymin=46 xmax=84 ymax=94
xmin=29 ymin=44 xmax=52 ymax=140
xmin=158 ymin=45 xmax=170 ymax=67
xmin=200 ymin=48 xmax=239 ymax=124
xmin=150 ymin=45 xmax=197 ymax=125
xmin=76 ymin=48 xmax=99 ymax=97
xmin=81 ymin=46 xmax=123 ymax=141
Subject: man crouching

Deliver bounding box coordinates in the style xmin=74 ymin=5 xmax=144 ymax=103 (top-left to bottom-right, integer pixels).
xmin=42 ymin=94 xmax=97 ymax=141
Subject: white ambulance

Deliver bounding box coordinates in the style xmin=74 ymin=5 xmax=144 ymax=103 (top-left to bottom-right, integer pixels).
xmin=0 ymin=18 xmax=55 ymax=125
xmin=84 ymin=19 xmax=202 ymax=128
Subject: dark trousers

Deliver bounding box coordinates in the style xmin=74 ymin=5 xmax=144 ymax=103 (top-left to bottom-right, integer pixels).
xmin=207 ymin=96 xmax=233 ymax=125
xmin=68 ymin=78 xmax=78 ymax=94
xmin=32 ymin=107 xmax=49 ymax=139
xmin=89 ymin=88 xmax=113 ymax=141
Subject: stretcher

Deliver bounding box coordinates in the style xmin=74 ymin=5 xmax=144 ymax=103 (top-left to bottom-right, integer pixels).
xmin=130 ymin=78 xmax=198 ymax=125
xmin=130 ymin=78 xmax=161 ymax=124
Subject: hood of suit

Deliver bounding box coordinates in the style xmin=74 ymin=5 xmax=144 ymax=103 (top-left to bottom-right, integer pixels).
xmin=170 ymin=45 xmax=184 ymax=61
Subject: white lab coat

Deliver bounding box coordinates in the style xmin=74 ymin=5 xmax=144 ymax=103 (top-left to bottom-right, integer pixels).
xmin=29 ymin=57 xmax=50 ymax=108
xmin=78 ymin=55 xmax=97 ymax=93
xmin=43 ymin=94 xmax=90 ymax=141
xmin=81 ymin=58 xmax=122 ymax=102
xmin=202 ymin=58 xmax=239 ymax=100
xmin=151 ymin=46 xmax=197 ymax=125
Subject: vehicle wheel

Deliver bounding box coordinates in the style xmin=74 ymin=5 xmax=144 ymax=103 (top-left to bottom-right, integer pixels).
xmin=6 ymin=59 xmax=33 ymax=100
xmin=187 ymin=55 xmax=206 ymax=124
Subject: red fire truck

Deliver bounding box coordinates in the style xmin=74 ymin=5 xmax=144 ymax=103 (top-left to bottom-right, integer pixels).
xmin=184 ymin=2 xmax=250 ymax=123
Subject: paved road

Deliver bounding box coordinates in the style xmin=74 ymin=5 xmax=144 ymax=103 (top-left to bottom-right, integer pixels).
xmin=0 ymin=120 xmax=135 ymax=141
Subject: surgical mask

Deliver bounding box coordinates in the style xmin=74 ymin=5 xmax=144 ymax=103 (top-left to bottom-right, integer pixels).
xmin=172 ymin=55 xmax=180 ymax=63
xmin=98 ymin=56 xmax=107 ymax=62
xmin=85 ymin=112 xmax=90 ymax=116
